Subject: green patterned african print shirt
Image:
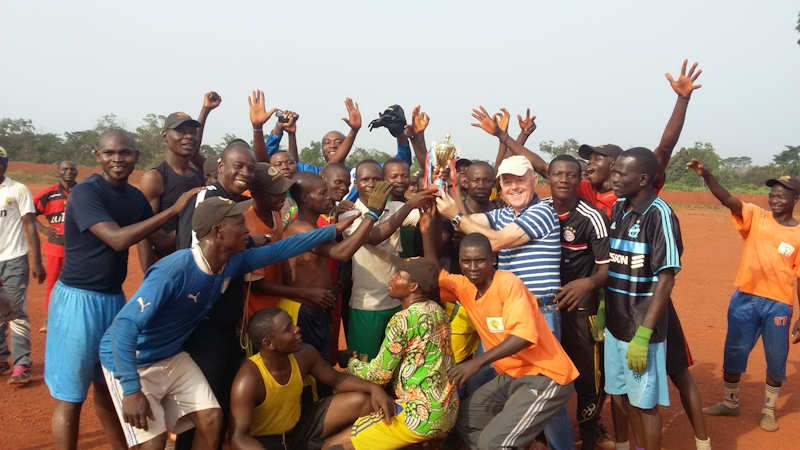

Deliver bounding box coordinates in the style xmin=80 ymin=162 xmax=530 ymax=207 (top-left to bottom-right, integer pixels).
xmin=348 ymin=300 xmax=459 ymax=437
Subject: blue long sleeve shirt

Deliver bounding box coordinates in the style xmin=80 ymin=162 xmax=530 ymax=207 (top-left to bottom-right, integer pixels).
xmin=265 ymin=132 xmax=412 ymax=202
xmin=98 ymin=225 xmax=336 ymax=395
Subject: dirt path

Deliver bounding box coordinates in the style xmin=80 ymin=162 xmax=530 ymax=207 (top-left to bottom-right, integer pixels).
xmin=1 ymin=180 xmax=798 ymax=449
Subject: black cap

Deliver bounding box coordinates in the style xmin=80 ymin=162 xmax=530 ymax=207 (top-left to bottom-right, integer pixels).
xmin=578 ymin=144 xmax=623 ymax=160
xmin=250 ymin=162 xmax=295 ymax=195
xmin=192 ymin=197 xmax=253 ymax=240
xmin=765 ymin=175 xmax=800 ymax=194
xmin=455 ymin=159 xmax=473 ymax=171
xmin=203 ymin=157 xmax=219 ymax=178
xmin=164 ymin=112 xmax=202 ymax=131
xmin=388 ymin=255 xmax=439 ymax=293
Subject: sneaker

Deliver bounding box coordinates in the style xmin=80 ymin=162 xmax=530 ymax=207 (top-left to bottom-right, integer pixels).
xmin=592 ymin=423 xmax=616 ymax=450
xmin=760 ymin=413 xmax=779 ymax=432
xmin=0 ymin=360 xmax=10 ymax=375
xmin=703 ymin=402 xmax=740 ymax=416
xmin=7 ymin=364 xmax=31 ymax=385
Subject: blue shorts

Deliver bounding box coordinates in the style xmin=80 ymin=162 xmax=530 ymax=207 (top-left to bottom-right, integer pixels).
xmin=603 ymin=328 xmax=669 ymax=409
xmin=723 ymin=289 xmax=793 ymax=382
xmin=45 ymin=282 xmax=126 ymax=402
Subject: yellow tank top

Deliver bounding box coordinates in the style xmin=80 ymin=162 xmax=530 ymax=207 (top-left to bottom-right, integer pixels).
xmin=249 ymin=352 xmax=303 ymax=436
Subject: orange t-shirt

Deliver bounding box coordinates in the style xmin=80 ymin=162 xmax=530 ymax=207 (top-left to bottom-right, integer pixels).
xmin=243 ymin=207 xmax=284 ymax=316
xmin=732 ymin=203 xmax=800 ymax=305
xmin=438 ymin=270 xmax=579 ymax=385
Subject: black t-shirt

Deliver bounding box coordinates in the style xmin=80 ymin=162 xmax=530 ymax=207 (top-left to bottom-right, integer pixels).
xmin=152 ymin=161 xmax=204 ymax=234
xmin=606 ymin=189 xmax=683 ymax=343
xmin=175 ymin=181 xmax=251 ymax=330
xmin=542 ymin=197 xmax=610 ymax=315
xmin=59 ymin=174 xmax=154 ymax=294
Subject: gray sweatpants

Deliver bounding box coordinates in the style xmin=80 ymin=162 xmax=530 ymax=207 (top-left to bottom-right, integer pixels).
xmin=0 ymin=254 xmax=31 ymax=367
xmin=456 ymin=373 xmax=573 ymax=450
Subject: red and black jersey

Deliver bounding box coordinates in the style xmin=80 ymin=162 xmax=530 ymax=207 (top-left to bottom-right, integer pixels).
xmin=33 ymin=183 xmax=70 ymax=256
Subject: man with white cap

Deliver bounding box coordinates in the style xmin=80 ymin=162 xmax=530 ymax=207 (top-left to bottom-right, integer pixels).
xmin=437 ymin=154 xmax=575 ymax=450
xmin=98 ymin=195 xmax=356 ymax=450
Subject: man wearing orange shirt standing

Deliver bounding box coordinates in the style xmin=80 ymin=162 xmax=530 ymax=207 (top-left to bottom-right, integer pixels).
xmin=421 ymin=214 xmax=578 ymax=449
xmin=688 ymin=160 xmax=800 ymax=432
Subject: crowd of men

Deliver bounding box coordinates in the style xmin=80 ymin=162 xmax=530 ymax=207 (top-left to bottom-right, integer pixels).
xmin=1 ymin=58 xmax=800 ymax=450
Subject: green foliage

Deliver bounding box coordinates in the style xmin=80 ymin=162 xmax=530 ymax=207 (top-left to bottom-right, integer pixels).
xmin=772 ymin=145 xmax=800 ymax=176
xmin=539 ymin=138 xmax=580 ymax=158
xmin=797 ymin=12 xmax=800 ymax=46
xmin=299 ymin=141 xmax=326 ymax=167
xmin=664 ymin=142 xmax=721 ymax=188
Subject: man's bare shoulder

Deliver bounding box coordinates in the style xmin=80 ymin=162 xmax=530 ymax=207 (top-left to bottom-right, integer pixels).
xmin=283 ymin=217 xmax=318 ymax=237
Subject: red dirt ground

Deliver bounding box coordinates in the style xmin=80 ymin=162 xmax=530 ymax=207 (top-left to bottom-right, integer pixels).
xmin=1 ymin=166 xmax=799 ymax=449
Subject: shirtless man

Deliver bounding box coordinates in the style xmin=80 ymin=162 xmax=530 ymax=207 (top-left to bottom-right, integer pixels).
xmin=281 ymin=173 xmax=392 ymax=362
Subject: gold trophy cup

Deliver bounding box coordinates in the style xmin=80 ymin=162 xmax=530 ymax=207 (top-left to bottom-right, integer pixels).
xmin=430 ymin=133 xmax=459 ymax=192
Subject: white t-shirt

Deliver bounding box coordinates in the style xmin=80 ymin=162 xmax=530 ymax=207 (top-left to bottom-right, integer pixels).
xmin=0 ymin=177 xmax=36 ymax=261
xmin=344 ymin=199 xmax=419 ymax=311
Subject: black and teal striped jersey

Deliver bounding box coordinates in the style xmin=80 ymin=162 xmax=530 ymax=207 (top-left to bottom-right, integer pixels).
xmin=606 ymin=189 xmax=682 ymax=343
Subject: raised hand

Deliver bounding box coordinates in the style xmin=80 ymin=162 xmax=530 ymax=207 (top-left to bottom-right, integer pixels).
xmin=686 ymin=159 xmax=710 ymax=177
xmin=203 ymin=91 xmax=222 ymax=110
xmin=666 ymin=59 xmax=702 ymax=100
xmin=405 ymin=105 xmax=430 ymax=137
xmin=498 ymin=108 xmax=511 ymax=133
xmin=342 ymin=97 xmax=362 ymax=131
xmin=335 ymin=211 xmax=362 ymax=234
xmin=517 ymin=108 xmax=537 ymax=135
xmin=283 ymin=111 xmax=299 ymax=133
xmin=248 ymin=90 xmax=278 ymax=128
xmin=470 ymin=106 xmax=501 ymax=137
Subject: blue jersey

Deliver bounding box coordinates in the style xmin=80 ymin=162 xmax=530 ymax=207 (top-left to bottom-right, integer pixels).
xmin=59 ymin=174 xmax=154 ymax=294
xmin=99 ymin=225 xmax=336 ymax=395
xmin=486 ymin=195 xmax=562 ymax=297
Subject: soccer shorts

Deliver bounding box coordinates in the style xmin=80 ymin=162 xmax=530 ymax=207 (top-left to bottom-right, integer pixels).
xmin=347 ymin=306 xmax=402 ymax=362
xmin=445 ymin=303 xmax=480 ymax=363
xmin=351 ymin=403 xmax=429 ymax=450
xmin=723 ymin=289 xmax=792 ymax=382
xmin=45 ymin=282 xmax=125 ymax=402
xmin=103 ymin=352 xmax=220 ymax=447
xmin=666 ymin=300 xmax=694 ymax=376
xmin=254 ymin=396 xmax=333 ymax=449
xmin=603 ymin=328 xmax=669 ymax=409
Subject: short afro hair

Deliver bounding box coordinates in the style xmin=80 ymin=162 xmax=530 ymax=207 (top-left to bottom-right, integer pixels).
xmin=548 ymin=154 xmax=582 ymax=176
xmin=248 ymin=307 xmax=286 ymax=350
xmin=620 ymin=147 xmax=658 ymax=183
xmin=459 ymin=233 xmax=493 ymax=259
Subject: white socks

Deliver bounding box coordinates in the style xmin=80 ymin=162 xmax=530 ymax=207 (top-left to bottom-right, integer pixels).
xmin=762 ymin=383 xmax=780 ymax=417
xmin=723 ymin=380 xmax=740 ymax=409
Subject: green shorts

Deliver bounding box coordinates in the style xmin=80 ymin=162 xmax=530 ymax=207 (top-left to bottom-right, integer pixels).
xmin=347 ymin=306 xmax=402 ymax=361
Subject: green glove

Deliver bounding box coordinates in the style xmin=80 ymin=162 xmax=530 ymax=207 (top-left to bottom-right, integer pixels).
xmin=590 ymin=301 xmax=606 ymax=342
xmin=627 ymin=326 xmax=652 ymax=372
xmin=366 ymin=181 xmax=392 ymax=216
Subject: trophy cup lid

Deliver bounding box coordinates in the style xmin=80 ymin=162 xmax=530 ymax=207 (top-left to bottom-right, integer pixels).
xmin=434 ymin=133 xmax=456 ymax=154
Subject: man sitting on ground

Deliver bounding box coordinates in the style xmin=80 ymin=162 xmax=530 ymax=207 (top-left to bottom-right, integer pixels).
xmin=326 ymin=256 xmax=459 ymax=450
xmin=229 ymin=307 xmax=394 ymax=450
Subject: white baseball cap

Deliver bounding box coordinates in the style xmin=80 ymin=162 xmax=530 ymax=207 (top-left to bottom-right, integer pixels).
xmin=496 ymin=155 xmax=534 ymax=178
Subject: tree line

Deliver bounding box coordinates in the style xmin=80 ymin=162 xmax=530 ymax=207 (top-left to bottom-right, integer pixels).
xmin=2 ymin=115 xmax=797 ymax=194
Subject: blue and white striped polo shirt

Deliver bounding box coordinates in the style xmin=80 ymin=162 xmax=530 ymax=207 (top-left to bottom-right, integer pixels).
xmin=486 ymin=195 xmax=561 ymax=297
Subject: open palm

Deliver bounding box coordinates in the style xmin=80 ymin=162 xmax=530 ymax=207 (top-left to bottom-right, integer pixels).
xmin=666 ymin=59 xmax=702 ymax=100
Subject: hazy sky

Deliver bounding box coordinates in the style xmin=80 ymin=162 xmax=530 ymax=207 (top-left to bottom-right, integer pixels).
xmin=3 ymin=1 xmax=799 ymax=166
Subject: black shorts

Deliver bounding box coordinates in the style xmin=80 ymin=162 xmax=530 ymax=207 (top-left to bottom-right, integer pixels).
xmin=255 ymin=396 xmax=333 ymax=450
xmin=666 ymin=300 xmax=694 ymax=376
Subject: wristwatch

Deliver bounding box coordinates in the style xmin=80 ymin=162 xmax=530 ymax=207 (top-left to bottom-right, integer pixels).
xmin=451 ymin=213 xmax=463 ymax=228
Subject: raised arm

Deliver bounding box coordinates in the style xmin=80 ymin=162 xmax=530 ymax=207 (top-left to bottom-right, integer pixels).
xmin=405 ymin=105 xmax=430 ymax=168
xmin=327 ymin=98 xmax=362 ymax=164
xmin=190 ymin=91 xmax=222 ymax=171
xmin=687 ymin=159 xmax=743 ymax=218
xmin=249 ymin=89 xmax=278 ymax=163
xmin=284 ymin=112 xmax=300 ymax=162
xmin=420 ymin=204 xmax=443 ymax=268
xmin=652 ymin=60 xmax=703 ymax=186
xmin=471 ymin=106 xmax=549 ymax=177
